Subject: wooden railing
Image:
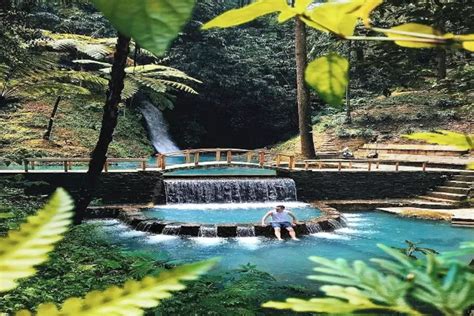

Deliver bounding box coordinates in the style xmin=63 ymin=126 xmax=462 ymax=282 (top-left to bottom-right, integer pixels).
xmin=303 ymin=159 xmax=429 ymax=172
xmin=155 ymin=148 xmax=296 ymax=170
xmin=24 ymin=157 xmax=148 ymax=173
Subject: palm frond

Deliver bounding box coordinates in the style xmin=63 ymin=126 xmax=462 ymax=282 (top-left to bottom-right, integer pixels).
xmin=72 ymin=59 xmax=112 ymax=67
xmin=146 ymin=70 xmax=202 ymax=83
xmin=131 ymin=76 xmax=167 ymax=94
xmin=157 ymin=79 xmax=199 ymax=94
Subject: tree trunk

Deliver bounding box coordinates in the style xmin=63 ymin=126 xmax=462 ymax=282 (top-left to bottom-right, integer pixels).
xmin=436 ymin=48 xmax=447 ymax=81
xmin=73 ymin=34 xmax=131 ymax=224
xmin=43 ymin=96 xmax=61 ymax=140
xmin=295 ymin=17 xmax=316 ymax=158
xmin=345 ymin=41 xmax=352 ymax=124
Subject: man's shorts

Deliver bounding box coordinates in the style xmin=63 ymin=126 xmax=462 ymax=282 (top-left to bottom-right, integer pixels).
xmin=271 ymin=221 xmax=293 ymax=229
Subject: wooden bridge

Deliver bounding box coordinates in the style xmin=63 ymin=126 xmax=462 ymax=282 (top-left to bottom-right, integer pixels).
xmin=0 ymin=148 xmax=454 ymax=174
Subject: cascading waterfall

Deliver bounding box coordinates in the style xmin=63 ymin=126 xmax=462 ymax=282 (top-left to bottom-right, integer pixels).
xmin=198 ymin=226 xmax=218 ymax=237
xmin=306 ymin=222 xmax=322 ymax=234
xmin=139 ymin=101 xmax=179 ymax=154
xmin=236 ymin=226 xmax=256 ymax=237
xmin=164 ymin=178 xmax=297 ymax=204
xmin=328 ymin=219 xmax=344 ymax=230
xmin=162 ymin=225 xmax=181 ymax=235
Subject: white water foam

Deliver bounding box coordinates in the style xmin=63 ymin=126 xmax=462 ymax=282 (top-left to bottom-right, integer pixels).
xmin=85 ymin=219 xmax=121 ymax=226
xmin=235 ymin=237 xmax=262 ymax=250
xmin=341 ymin=213 xmax=362 ymax=218
xmin=145 ymin=235 xmax=178 ymax=243
xmin=119 ymin=230 xmax=147 ymax=238
xmin=190 ymin=237 xmax=228 ymax=246
xmin=310 ymin=232 xmax=351 ymax=240
xmin=337 ymin=227 xmax=375 ymax=235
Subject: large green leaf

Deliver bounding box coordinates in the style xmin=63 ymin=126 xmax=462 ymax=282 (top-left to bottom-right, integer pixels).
xmin=202 ymin=0 xmax=288 ymax=29
xmin=90 ymin=0 xmax=195 ymax=56
xmin=305 ymin=53 xmax=349 ymax=106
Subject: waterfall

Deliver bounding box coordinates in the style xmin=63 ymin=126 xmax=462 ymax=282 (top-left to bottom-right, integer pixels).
xmin=328 ymin=219 xmax=344 ymax=230
xmin=162 ymin=224 xmax=181 ymax=235
xmin=236 ymin=226 xmax=256 ymax=237
xmin=198 ymin=226 xmax=218 ymax=237
xmin=306 ymin=222 xmax=322 ymax=234
xmin=164 ymin=178 xmax=297 ymax=204
xmin=139 ymin=101 xmax=179 ymax=154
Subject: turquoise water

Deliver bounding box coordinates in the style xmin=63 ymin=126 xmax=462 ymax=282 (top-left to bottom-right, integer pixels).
xmin=90 ymin=211 xmax=473 ymax=284
xmin=142 ymin=202 xmax=320 ymax=224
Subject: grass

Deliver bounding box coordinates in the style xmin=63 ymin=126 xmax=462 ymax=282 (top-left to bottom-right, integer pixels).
xmin=400 ymin=209 xmax=452 ymax=221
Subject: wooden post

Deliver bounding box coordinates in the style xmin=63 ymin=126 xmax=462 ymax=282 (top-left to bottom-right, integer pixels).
xmin=68 ymin=161 xmax=73 ymax=171
xmin=368 ymin=161 xmax=372 ymax=171
xmin=226 ymin=150 xmax=232 ymax=163
xmin=289 ymin=156 xmax=295 ymax=170
xmin=64 ymin=161 xmax=68 ymax=172
xmin=161 ymin=155 xmax=166 ymax=170
xmin=305 ymin=161 xmax=309 ymax=170
xmin=318 ymin=161 xmax=322 ymax=169
xmin=31 ymin=161 xmax=36 ymax=170
xmin=422 ymin=162 xmax=427 ymax=172
xmin=185 ymin=150 xmax=191 ymax=164
xmin=395 ymin=162 xmax=399 ymax=172
xmin=259 ymin=151 xmax=265 ymax=166
xmin=103 ymin=161 xmax=109 ymax=173
xmin=156 ymin=155 xmax=162 ymax=168
xmin=376 ymin=161 xmax=380 ymax=169
xmin=141 ymin=160 xmax=146 ymax=171
xmin=216 ymin=150 xmax=221 ymax=162
xmin=194 ymin=152 xmax=200 ymax=166
xmin=349 ymin=161 xmax=352 ymax=169
xmin=24 ymin=160 xmax=29 ymax=173
xmin=276 ymin=154 xmax=281 ymax=167
xmin=246 ymin=152 xmax=252 ymax=163
xmin=338 ymin=161 xmax=342 ymax=171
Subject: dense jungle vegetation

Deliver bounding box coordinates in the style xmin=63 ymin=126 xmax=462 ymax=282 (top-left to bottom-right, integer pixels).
xmin=0 ymin=0 xmax=472 ymax=160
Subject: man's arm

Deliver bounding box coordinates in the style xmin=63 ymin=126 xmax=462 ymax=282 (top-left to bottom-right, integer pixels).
xmin=287 ymin=211 xmax=298 ymax=224
xmin=261 ymin=211 xmax=272 ymax=225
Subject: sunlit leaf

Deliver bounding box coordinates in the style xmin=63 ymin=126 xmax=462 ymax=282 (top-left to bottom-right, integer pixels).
xmin=458 ymin=34 xmax=474 ymax=52
xmin=202 ymin=0 xmax=288 ymax=29
xmin=0 ymin=189 xmax=74 ymax=292
xmin=263 ymin=297 xmax=361 ymax=313
xmin=90 ymin=0 xmax=195 ymax=56
xmin=356 ymin=0 xmax=383 ymax=27
xmin=402 ymin=130 xmax=473 ymax=150
xmin=305 ymin=53 xmax=349 ymax=106
xmin=17 ymin=259 xmax=217 ymax=316
xmin=383 ymin=23 xmax=442 ymax=48
xmin=308 ymin=0 xmax=364 ymax=36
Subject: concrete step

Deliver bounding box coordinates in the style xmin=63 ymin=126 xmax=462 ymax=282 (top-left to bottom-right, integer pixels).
xmin=452 ymin=175 xmax=474 ymax=182
xmin=426 ymin=191 xmax=467 ymax=201
xmin=436 ymin=186 xmax=471 ymax=194
xmin=418 ymin=195 xmax=458 ymax=204
xmin=444 ymin=180 xmax=472 ymax=188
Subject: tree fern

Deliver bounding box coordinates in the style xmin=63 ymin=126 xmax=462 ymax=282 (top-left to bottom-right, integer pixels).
xmin=263 ymin=243 xmax=474 ymax=315
xmin=16 ymin=259 xmax=217 ymax=316
xmin=0 ymin=188 xmax=74 ymax=293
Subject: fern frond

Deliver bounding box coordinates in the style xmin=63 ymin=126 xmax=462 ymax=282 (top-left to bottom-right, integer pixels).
xmin=157 ymin=79 xmax=199 ymax=94
xmin=72 ymin=59 xmax=112 ymax=68
xmin=124 ymin=64 xmax=179 ymax=74
xmin=17 ymin=259 xmax=217 ymax=316
xmin=146 ymin=70 xmax=202 ymax=83
xmin=122 ymin=79 xmax=140 ymax=100
xmin=0 ymin=188 xmax=74 ymax=293
xmin=131 ymin=76 xmax=167 ymax=94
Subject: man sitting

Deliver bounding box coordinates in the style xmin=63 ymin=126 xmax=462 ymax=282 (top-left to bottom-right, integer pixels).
xmin=261 ymin=205 xmax=299 ymax=241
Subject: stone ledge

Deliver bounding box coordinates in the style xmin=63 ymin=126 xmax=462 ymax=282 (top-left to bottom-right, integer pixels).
xmin=84 ymin=203 xmax=346 ymax=238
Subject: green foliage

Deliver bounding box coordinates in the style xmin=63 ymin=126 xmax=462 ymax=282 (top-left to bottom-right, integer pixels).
xmin=305 ymin=53 xmax=349 ymax=107
xmin=90 ymin=0 xmax=195 ymax=56
xmin=0 ymin=188 xmax=74 ymax=292
xmin=392 ymin=240 xmax=439 ymax=259
xmin=263 ymin=243 xmax=474 ymax=315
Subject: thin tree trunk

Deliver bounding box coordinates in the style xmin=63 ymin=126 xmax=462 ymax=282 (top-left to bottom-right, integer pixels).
xmin=74 ymin=34 xmax=131 ymax=224
xmin=295 ymin=17 xmax=316 ymax=158
xmin=345 ymin=41 xmax=352 ymax=124
xmin=436 ymin=48 xmax=447 ymax=81
xmin=43 ymin=96 xmax=61 ymax=140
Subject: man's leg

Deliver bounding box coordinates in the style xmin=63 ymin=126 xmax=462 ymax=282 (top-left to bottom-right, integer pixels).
xmin=274 ymin=227 xmax=283 ymax=240
xmin=287 ymin=227 xmax=299 ymax=240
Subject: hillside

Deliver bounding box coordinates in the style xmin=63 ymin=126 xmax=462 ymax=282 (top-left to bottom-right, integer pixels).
xmin=273 ymin=88 xmax=474 ymax=157
xmin=0 ymin=95 xmax=153 ymax=162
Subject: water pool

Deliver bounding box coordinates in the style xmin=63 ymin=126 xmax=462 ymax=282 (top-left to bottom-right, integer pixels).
xmin=142 ymin=202 xmax=320 ymax=224
xmin=90 ymin=211 xmax=473 ymax=284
